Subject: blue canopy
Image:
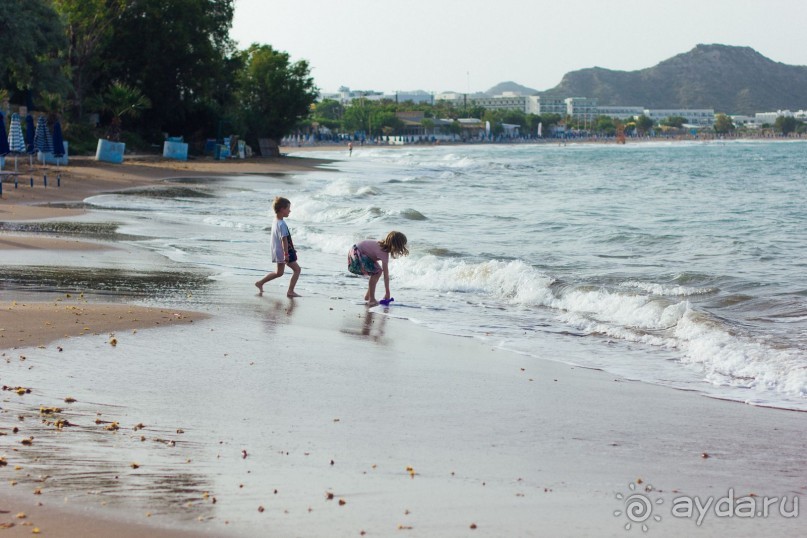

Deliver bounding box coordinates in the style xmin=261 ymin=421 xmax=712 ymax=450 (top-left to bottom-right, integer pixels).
xmin=25 ymin=114 xmax=36 ymax=154
xmin=52 ymin=120 xmax=65 ymax=159
xmin=8 ymin=113 xmax=26 ymax=154
xmin=34 ymin=115 xmax=53 ymax=154
xmin=0 ymin=113 xmax=10 ymax=156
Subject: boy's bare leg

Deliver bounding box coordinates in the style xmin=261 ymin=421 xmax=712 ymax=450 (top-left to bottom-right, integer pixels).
xmin=255 ymin=263 xmax=285 ymax=294
xmin=286 ymin=261 xmax=302 ymax=297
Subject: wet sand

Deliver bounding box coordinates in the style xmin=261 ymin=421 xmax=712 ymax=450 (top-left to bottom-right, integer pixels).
xmin=1 ymin=151 xmax=805 ymax=537
xmin=0 ymin=152 xmax=323 ymax=536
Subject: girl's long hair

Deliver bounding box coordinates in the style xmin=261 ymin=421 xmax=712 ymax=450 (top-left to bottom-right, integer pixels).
xmin=379 ymin=231 xmax=409 ymax=258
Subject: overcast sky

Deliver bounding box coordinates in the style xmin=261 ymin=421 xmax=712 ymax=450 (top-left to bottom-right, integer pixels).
xmin=231 ymin=0 xmax=807 ymax=95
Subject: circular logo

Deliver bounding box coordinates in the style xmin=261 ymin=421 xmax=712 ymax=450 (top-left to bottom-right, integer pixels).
xmin=614 ymin=482 xmax=663 ymax=531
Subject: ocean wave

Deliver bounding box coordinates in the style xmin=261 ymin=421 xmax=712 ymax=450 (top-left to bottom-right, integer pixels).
xmin=319 ymin=179 xmax=380 ymax=198
xmin=399 ymin=209 xmax=427 ymax=220
xmin=676 ymin=311 xmax=807 ymax=400
xmin=620 ymin=280 xmax=718 ymax=297
xmin=394 ymin=254 xmax=805 ymax=402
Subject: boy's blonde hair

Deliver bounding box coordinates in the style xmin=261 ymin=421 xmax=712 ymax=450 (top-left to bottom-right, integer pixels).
xmin=273 ymin=196 xmax=291 ymax=214
xmin=379 ymin=231 xmax=409 ymax=258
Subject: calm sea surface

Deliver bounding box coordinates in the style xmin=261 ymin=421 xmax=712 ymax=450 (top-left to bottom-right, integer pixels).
xmin=79 ymin=139 xmax=805 ymax=412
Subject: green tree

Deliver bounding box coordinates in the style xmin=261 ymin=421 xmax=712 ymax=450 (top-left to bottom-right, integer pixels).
xmin=370 ymin=109 xmax=402 ymax=137
xmin=593 ymin=115 xmax=616 ymax=135
xmin=660 ymin=115 xmax=687 ymax=128
xmin=103 ymin=81 xmax=152 ymax=141
xmin=774 ymin=115 xmax=799 ymax=135
xmin=420 ymin=118 xmax=435 ymax=135
xmin=342 ymin=99 xmax=371 ymax=134
xmin=538 ymin=113 xmax=562 ymax=134
xmin=635 ymin=114 xmax=654 ymax=135
xmin=713 ymin=113 xmax=735 ymax=134
xmin=52 ymin=0 xmax=128 ymax=121
xmin=236 ymin=44 xmax=318 ymax=156
xmin=99 ymin=0 xmax=236 ymax=140
xmin=0 ymin=0 xmax=68 ymax=104
xmin=314 ymin=99 xmax=344 ymax=121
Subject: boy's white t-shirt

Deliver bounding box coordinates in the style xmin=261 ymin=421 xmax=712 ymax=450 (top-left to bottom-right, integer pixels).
xmin=270 ymin=218 xmax=290 ymax=262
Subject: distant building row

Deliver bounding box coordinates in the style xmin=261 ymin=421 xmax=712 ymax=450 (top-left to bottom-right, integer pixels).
xmin=321 ymin=87 xmax=805 ymax=129
xmin=435 ymin=92 xmax=718 ymax=127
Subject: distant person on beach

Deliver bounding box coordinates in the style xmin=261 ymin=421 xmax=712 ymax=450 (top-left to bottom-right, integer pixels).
xmin=255 ymin=196 xmax=301 ymax=297
xmin=347 ymin=231 xmax=409 ymax=306
xmin=348 ymin=141 xmax=353 ymax=156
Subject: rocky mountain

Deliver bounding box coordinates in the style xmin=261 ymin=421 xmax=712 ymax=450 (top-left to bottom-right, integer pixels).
xmin=541 ymin=44 xmax=807 ymax=115
xmin=485 ymin=81 xmax=540 ymax=96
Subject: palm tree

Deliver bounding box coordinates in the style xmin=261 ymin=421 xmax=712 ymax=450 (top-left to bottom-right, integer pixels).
xmin=103 ymin=81 xmax=151 ymax=141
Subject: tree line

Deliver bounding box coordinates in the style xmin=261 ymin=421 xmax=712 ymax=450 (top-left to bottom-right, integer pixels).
xmin=0 ymin=0 xmax=317 ymax=156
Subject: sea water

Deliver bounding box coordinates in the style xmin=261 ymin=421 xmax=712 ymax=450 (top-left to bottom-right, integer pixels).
xmin=78 ymin=140 xmax=806 ymax=411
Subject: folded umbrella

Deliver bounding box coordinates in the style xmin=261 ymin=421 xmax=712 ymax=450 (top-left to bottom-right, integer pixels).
xmin=7 ymin=113 xmax=26 ymax=171
xmin=52 ymin=120 xmax=65 ymax=166
xmin=33 ymin=116 xmax=53 ymax=164
xmin=25 ymin=114 xmax=35 ymax=166
xmin=0 ymin=113 xmax=10 ymax=170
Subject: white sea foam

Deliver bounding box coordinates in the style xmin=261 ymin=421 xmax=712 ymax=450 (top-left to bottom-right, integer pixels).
xmin=675 ymin=311 xmax=807 ymax=399
xmin=393 ymin=253 xmax=806 ymax=401
xmin=621 ymin=280 xmax=717 ymax=297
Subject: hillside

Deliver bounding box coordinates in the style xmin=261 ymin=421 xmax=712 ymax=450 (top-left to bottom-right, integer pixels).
xmin=485 ymin=81 xmax=540 ymax=96
xmin=540 ymin=44 xmax=807 ymax=115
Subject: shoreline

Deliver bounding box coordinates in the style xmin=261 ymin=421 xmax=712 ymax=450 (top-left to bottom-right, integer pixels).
xmin=1 ymin=151 xmax=805 ymax=537
xmin=0 ymin=153 xmax=329 ymax=536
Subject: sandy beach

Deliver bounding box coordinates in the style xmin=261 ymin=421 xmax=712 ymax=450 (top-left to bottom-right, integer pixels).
xmin=1 ymin=149 xmax=804 ymax=537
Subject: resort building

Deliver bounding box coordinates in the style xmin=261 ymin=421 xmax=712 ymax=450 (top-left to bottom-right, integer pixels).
xmin=643 ymin=108 xmax=715 ymax=126
xmin=537 ymin=96 xmax=568 ymax=116
xmin=564 ymin=97 xmax=598 ymax=121
xmin=730 ymin=115 xmax=757 ymax=128
xmin=467 ymin=93 xmax=540 ymax=114
xmin=320 ymin=86 xmax=386 ymax=104
xmin=595 ymin=105 xmax=645 ymax=120
xmin=393 ymin=90 xmax=434 ymax=104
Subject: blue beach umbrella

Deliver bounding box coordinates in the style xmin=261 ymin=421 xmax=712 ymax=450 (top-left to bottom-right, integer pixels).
xmin=33 ymin=116 xmax=53 ymax=164
xmin=24 ymin=114 xmax=36 ymax=166
xmin=0 ymin=113 xmax=10 ymax=170
xmin=8 ymin=113 xmax=26 ymax=171
xmin=52 ymin=120 xmax=65 ymax=166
